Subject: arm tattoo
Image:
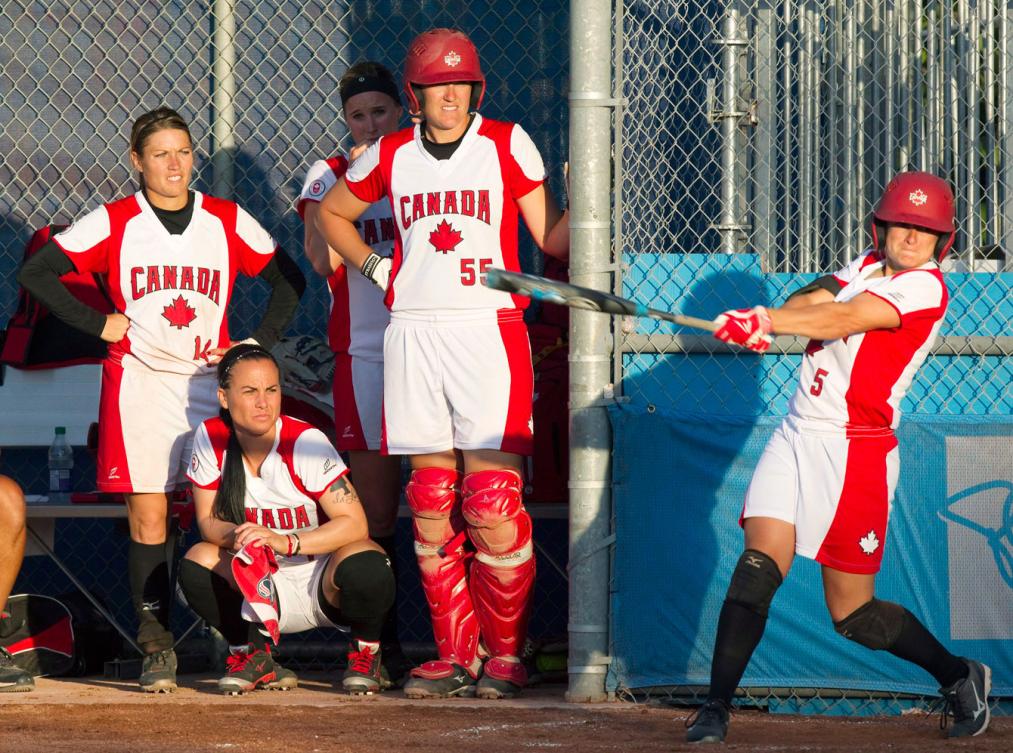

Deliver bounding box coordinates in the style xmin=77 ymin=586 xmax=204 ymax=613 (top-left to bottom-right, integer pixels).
xmin=328 ymin=476 xmax=359 ymax=504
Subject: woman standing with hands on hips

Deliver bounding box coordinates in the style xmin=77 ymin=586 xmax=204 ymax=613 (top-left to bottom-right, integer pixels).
xmin=18 ymin=107 xmax=305 ymax=692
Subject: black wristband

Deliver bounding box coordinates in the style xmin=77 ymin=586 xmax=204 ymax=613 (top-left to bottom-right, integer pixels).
xmin=360 ymin=252 xmax=383 ymax=280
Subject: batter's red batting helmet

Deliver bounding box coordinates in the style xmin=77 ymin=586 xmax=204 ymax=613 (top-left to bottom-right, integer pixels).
xmin=870 ymin=171 xmax=956 ymax=261
xmin=403 ymin=28 xmax=485 ymax=114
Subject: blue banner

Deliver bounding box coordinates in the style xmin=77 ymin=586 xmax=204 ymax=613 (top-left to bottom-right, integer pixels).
xmin=608 ymin=400 xmax=1013 ymax=698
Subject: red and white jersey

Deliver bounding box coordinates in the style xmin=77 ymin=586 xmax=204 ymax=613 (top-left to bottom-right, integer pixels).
xmin=188 ymin=415 xmax=348 ymax=566
xmin=345 ymin=114 xmax=546 ymax=315
xmin=54 ymin=191 xmax=277 ymax=375
xmin=298 ymin=156 xmax=392 ymax=360
xmin=788 ymin=250 xmax=948 ymax=432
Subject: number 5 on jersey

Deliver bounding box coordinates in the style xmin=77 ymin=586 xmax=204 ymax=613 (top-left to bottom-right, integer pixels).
xmin=810 ymin=368 xmax=829 ymax=396
xmin=461 ymin=258 xmax=493 ymax=286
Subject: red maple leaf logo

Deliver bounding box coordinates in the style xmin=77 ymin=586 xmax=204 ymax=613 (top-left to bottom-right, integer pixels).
xmin=429 ymin=219 xmax=463 ymax=254
xmin=162 ymin=295 xmax=197 ymax=329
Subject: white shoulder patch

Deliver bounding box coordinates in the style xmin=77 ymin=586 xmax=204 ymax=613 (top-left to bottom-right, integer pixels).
xmin=56 ymin=204 xmax=112 ymax=253
xmin=300 ymin=159 xmax=340 ymax=202
xmin=880 ymin=271 xmax=945 ymax=314
xmin=234 ymin=204 xmax=277 ymax=255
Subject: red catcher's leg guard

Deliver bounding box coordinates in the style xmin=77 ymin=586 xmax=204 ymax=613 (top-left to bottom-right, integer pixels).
xmin=405 ymin=467 xmax=480 ymax=676
xmin=461 ymin=469 xmax=536 ymax=663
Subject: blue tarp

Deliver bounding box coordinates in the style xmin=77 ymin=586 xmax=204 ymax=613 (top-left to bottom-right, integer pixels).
xmin=609 ymin=401 xmax=1013 ymax=697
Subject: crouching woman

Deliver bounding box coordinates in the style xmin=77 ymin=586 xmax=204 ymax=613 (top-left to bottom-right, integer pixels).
xmin=179 ymin=343 xmax=395 ymax=694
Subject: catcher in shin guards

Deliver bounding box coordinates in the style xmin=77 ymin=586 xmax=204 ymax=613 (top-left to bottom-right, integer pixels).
xmin=317 ymin=27 xmax=569 ymax=699
xmin=180 ymin=345 xmax=395 ymax=696
xmin=686 ymin=172 xmax=991 ymax=744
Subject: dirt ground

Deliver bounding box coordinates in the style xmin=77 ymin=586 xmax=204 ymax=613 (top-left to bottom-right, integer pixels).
xmin=0 ymin=675 xmax=1008 ymax=753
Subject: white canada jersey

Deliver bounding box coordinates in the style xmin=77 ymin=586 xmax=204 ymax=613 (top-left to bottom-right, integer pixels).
xmin=188 ymin=415 xmax=348 ymax=567
xmin=298 ymin=155 xmax=392 ymax=360
xmin=345 ymin=114 xmax=546 ymax=314
xmin=54 ymin=191 xmax=277 ymax=375
xmin=788 ymin=250 xmax=948 ymax=432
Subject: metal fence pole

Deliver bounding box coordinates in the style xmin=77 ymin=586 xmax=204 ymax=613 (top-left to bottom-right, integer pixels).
xmin=566 ymin=0 xmax=613 ymax=704
xmin=211 ymin=0 xmax=237 ymax=199
xmin=713 ymin=9 xmax=749 ymax=254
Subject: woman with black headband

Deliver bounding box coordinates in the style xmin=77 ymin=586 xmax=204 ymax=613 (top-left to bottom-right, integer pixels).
xmin=180 ymin=343 xmax=395 ymax=695
xmin=296 ymin=61 xmax=408 ymax=688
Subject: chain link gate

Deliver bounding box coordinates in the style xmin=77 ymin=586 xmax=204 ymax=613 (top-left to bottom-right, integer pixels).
xmin=613 ymin=0 xmax=1011 ymax=713
xmin=0 ymin=0 xmax=570 ymax=666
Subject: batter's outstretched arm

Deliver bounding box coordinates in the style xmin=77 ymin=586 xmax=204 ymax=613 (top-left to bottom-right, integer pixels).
xmin=316 ymin=178 xmax=373 ymax=271
xmin=517 ymin=183 xmax=569 ymax=261
xmin=769 ymin=292 xmax=900 ymax=340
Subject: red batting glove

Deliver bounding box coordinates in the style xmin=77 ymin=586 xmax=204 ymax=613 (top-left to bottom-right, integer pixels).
xmin=713 ymin=306 xmax=773 ymax=353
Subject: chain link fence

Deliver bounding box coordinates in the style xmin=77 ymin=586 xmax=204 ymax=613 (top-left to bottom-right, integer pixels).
xmin=619 ymin=0 xmax=1011 ymax=414
xmin=0 ymin=0 xmax=569 ymax=667
xmin=614 ymin=0 xmax=1011 ymax=712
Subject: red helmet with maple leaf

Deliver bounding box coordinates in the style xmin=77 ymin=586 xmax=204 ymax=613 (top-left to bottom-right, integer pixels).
xmin=403 ymin=28 xmax=485 ymax=115
xmin=870 ymin=171 xmax=956 ymax=261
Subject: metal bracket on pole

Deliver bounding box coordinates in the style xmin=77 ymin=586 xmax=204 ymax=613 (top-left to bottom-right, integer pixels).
xmin=569 ymin=91 xmax=623 ymax=107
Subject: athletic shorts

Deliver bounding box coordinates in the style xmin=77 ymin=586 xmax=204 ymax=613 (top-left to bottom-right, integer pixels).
xmin=381 ymin=310 xmax=534 ymax=456
xmin=272 ymin=556 xmax=348 ymax=634
xmin=97 ymin=361 xmax=218 ymax=494
xmin=742 ymin=417 xmax=899 ymax=574
xmin=332 ymin=353 xmax=383 ymax=452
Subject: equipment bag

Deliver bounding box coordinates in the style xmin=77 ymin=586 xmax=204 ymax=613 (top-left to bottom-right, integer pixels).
xmin=0 ymin=592 xmax=121 ymax=676
xmin=0 ymin=224 xmax=112 ymax=369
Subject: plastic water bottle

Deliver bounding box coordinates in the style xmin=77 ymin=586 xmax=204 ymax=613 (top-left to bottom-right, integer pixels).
xmin=48 ymin=426 xmax=73 ymax=502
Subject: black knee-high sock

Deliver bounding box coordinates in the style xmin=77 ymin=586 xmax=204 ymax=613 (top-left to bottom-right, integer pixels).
xmin=887 ymin=609 xmax=968 ymax=688
xmin=321 ymin=550 xmax=396 ymax=642
xmin=374 ymin=534 xmax=402 ymax=648
xmin=177 ymin=559 xmax=247 ymax=646
xmin=128 ymin=540 xmax=173 ymax=652
xmin=708 ymin=600 xmax=768 ymax=705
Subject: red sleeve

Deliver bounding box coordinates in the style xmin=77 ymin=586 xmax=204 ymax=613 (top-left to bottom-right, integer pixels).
xmin=346 ymin=164 xmax=385 ymax=204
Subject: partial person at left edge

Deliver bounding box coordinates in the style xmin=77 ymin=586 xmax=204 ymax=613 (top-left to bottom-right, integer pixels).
xmin=17 ymin=106 xmax=306 ymax=693
xmin=0 ymin=475 xmax=33 ymax=692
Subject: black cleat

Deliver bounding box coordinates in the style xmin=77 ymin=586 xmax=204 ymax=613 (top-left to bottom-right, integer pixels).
xmin=139 ymin=649 xmax=177 ymax=693
xmin=342 ymin=641 xmax=384 ymax=695
xmin=266 ymin=662 xmax=298 ymax=690
xmin=0 ymin=647 xmax=34 ymax=693
xmin=685 ymin=699 xmax=731 ymax=744
xmin=476 ymin=657 xmax=527 ymax=700
xmin=217 ymin=646 xmax=276 ymax=695
xmin=403 ymin=660 xmax=477 ymax=699
xmin=939 ymin=659 xmax=991 ymax=738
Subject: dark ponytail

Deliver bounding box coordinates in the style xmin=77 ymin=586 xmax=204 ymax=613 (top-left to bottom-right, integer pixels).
xmin=212 ymin=343 xmax=279 ymax=525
